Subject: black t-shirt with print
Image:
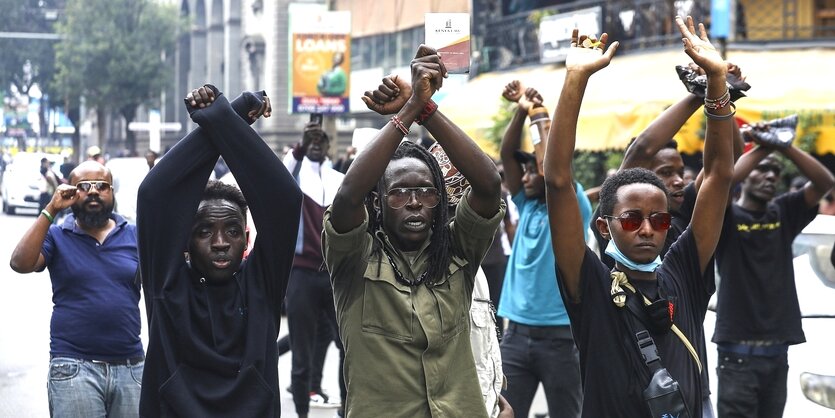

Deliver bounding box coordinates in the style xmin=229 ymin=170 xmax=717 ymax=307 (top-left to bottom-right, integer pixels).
xmin=713 ymin=191 xmax=818 ymax=344
xmin=592 ymin=182 xmax=697 ymax=269
xmin=560 ymin=229 xmax=713 ymax=417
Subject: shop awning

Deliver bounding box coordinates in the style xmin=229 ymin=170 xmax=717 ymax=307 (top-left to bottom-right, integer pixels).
xmin=437 ymin=48 xmax=835 ymax=156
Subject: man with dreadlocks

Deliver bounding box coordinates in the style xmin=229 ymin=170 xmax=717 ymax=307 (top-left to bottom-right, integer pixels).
xmin=322 ymin=45 xmax=504 ymax=418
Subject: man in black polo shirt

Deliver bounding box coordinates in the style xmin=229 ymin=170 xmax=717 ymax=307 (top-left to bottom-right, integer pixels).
xmin=713 ymin=140 xmax=834 ymax=417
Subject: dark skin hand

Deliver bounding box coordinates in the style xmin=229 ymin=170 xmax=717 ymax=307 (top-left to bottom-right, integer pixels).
xmin=331 ymin=45 xmax=449 ymax=233
xmin=499 ymin=80 xmax=543 ymax=197
xmin=186 ymin=85 xmax=272 ymax=121
xmin=361 ymin=60 xmax=502 ymax=218
xmin=498 ymin=393 xmax=515 ymax=418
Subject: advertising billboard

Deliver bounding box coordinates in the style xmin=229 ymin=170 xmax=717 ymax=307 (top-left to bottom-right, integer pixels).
xmin=289 ymin=4 xmax=351 ymax=114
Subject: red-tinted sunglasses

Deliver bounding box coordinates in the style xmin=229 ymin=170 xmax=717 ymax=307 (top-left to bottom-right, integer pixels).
xmin=604 ymin=211 xmax=672 ymax=231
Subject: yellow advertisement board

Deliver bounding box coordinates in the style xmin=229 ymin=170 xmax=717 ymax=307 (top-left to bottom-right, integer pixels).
xmin=289 ymin=5 xmax=351 ymax=114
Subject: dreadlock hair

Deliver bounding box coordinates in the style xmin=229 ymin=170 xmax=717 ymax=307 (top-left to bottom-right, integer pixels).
xmin=202 ymin=180 xmax=248 ymax=223
xmin=598 ymin=168 xmax=668 ymax=217
xmin=365 ymin=140 xmax=458 ymax=285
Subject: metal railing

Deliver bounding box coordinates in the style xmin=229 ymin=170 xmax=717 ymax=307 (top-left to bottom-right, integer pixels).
xmin=474 ymin=0 xmax=835 ymax=73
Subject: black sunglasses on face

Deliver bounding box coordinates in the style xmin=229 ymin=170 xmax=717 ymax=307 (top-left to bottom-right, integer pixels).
xmin=76 ymin=181 xmax=112 ymax=193
xmin=604 ymin=211 xmax=672 ymax=232
xmin=385 ymin=187 xmax=440 ymax=209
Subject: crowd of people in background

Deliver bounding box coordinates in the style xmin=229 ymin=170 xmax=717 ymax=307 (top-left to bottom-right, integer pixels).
xmin=7 ymin=14 xmax=835 ymax=418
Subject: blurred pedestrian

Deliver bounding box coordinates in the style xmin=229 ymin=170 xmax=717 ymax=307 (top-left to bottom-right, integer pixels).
xmin=282 ymin=121 xmax=346 ymax=416
xmin=10 ymin=160 xmax=144 ymax=418
xmin=714 ymin=126 xmax=835 ymax=418
xmin=136 ymin=85 xmax=302 ymax=417
xmin=38 ymin=157 xmax=60 ymax=213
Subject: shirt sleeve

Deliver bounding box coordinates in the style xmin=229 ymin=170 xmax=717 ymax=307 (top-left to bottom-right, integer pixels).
xmin=560 ymin=247 xmax=608 ymax=329
xmin=451 ymin=188 xmax=506 ymax=268
xmin=659 ymin=227 xmax=715 ymax=308
xmin=322 ymin=206 xmax=372 ymax=294
xmin=774 ymin=190 xmax=819 ymax=238
xmin=38 ymin=225 xmax=58 ymax=272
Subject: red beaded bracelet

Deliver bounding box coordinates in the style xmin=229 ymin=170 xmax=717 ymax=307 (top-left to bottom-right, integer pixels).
xmin=390 ymin=115 xmax=410 ymax=136
xmin=416 ymin=100 xmax=438 ymax=126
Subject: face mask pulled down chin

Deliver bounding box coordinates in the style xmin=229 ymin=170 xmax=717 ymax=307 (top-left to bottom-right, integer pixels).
xmin=71 ymin=196 xmax=113 ymax=228
xmin=604 ymin=237 xmax=661 ymax=273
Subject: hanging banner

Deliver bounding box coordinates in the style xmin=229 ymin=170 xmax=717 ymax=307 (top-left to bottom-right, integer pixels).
xmin=289 ymin=4 xmax=351 ymax=114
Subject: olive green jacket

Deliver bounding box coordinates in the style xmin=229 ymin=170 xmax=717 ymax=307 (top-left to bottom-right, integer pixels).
xmin=323 ymin=193 xmax=505 ymax=418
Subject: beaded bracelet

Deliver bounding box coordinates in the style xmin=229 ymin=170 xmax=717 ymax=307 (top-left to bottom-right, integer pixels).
xmin=704 ymin=89 xmax=731 ymax=110
xmin=40 ymin=209 xmax=55 ymax=223
xmin=416 ymin=100 xmax=438 ymax=126
xmin=390 ymin=115 xmax=410 ymax=136
xmin=704 ymin=102 xmax=736 ymax=120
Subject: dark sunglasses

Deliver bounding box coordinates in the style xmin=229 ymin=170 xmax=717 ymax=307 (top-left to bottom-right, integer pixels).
xmin=604 ymin=211 xmax=672 ymax=232
xmin=76 ymin=181 xmax=112 ymax=193
xmin=385 ymin=187 xmax=440 ymax=209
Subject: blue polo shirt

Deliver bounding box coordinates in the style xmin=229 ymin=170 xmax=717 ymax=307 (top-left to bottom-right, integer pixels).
xmin=498 ymin=183 xmax=592 ymax=326
xmin=41 ymin=213 xmax=143 ymax=360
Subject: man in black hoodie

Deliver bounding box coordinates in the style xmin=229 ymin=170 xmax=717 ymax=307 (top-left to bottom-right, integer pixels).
xmin=137 ymin=85 xmax=302 ymax=417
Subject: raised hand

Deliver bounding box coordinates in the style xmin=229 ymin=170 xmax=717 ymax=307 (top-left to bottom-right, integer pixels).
xmin=565 ymin=29 xmax=619 ymax=76
xmin=524 ymin=87 xmax=544 ymax=107
xmin=410 ymin=45 xmax=447 ymax=104
xmin=676 ymin=16 xmax=726 ymax=76
xmin=502 ymin=80 xmax=524 ymax=103
xmin=186 ymin=85 xmax=216 ymax=108
xmin=247 ymin=93 xmax=271 ymax=121
xmin=48 ymin=184 xmax=81 ymax=213
xmin=361 ymin=75 xmax=412 ymax=115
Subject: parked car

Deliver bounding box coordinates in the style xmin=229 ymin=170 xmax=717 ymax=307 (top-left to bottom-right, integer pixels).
xmin=705 ymin=214 xmax=835 ymax=415
xmin=1 ymin=152 xmax=63 ymax=215
xmin=106 ymin=157 xmax=153 ymax=223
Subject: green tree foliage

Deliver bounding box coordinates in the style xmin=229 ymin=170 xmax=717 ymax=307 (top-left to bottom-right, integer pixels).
xmin=0 ymin=0 xmax=59 ymax=96
xmin=484 ymin=100 xmax=517 ymax=154
xmin=53 ymin=0 xmax=180 ymax=153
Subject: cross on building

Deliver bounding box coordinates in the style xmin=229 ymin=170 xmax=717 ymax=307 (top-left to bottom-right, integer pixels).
xmin=128 ymin=110 xmax=181 ymax=152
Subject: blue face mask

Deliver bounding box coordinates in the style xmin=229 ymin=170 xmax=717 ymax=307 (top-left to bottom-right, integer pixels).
xmin=604 ymin=232 xmax=662 ymax=273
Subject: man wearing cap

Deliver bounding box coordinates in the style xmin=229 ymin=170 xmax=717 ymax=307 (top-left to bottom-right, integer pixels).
xmin=10 ymin=161 xmax=144 ymax=417
xmin=282 ymin=122 xmax=346 ymax=417
xmin=497 ymin=81 xmax=589 ymax=418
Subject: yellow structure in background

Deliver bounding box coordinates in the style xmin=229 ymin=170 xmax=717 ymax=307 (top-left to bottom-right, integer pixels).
xmin=439 ymin=48 xmax=835 ymax=156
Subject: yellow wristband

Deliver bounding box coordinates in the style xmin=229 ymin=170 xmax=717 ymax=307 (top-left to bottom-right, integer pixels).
xmin=40 ymin=209 xmax=55 ymax=223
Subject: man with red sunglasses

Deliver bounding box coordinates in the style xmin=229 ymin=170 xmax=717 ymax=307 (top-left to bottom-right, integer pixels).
xmin=544 ymin=17 xmax=734 ymax=417
xmin=11 ymin=160 xmax=144 ymax=417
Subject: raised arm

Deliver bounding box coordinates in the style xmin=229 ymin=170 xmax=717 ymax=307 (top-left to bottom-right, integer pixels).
xmin=136 ymin=89 xmax=257 ymax=296
xmin=544 ymin=30 xmax=618 ymax=302
xmin=10 ymin=185 xmax=78 ymax=273
xmin=331 ymin=45 xmax=445 ymax=233
xmin=676 ymin=16 xmax=735 ymax=274
xmin=499 ymin=81 xmax=532 ymax=196
xmin=621 ymin=93 xmax=702 ymax=170
xmin=186 ymin=86 xmax=302 ymax=298
xmin=778 ymin=145 xmax=835 ymax=207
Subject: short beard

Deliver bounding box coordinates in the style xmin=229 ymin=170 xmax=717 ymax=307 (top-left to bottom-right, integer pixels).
xmin=71 ymin=196 xmax=114 ymax=228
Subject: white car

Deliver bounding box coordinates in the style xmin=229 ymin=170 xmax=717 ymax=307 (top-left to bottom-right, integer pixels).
xmin=705 ymin=214 xmax=835 ymax=415
xmin=1 ymin=152 xmax=63 ymax=215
